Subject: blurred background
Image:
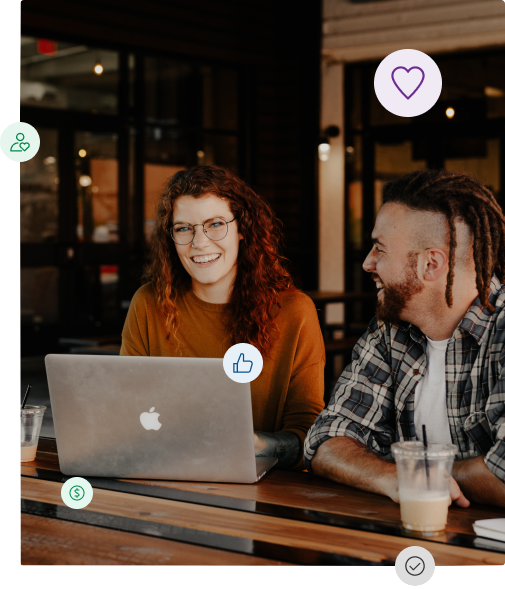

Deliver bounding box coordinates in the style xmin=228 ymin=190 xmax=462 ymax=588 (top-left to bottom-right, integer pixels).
xmin=20 ymin=0 xmax=505 ymax=433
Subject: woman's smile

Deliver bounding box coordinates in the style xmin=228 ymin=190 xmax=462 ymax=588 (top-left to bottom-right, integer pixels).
xmin=190 ymin=253 xmax=222 ymax=267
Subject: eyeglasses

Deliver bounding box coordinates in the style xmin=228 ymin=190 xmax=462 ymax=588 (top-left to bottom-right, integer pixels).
xmin=170 ymin=217 xmax=236 ymax=245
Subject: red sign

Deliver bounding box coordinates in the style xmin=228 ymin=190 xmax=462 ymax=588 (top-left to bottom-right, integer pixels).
xmin=37 ymin=39 xmax=57 ymax=55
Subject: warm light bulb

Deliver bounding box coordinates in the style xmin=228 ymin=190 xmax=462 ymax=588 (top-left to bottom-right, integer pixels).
xmin=484 ymin=86 xmax=505 ymax=98
xmin=446 ymin=107 xmax=455 ymax=119
xmin=79 ymin=175 xmax=92 ymax=187
xmin=78 ymin=149 xmax=87 ymax=158
xmin=318 ymin=142 xmax=331 ymax=162
xmin=94 ymin=63 xmax=104 ymax=75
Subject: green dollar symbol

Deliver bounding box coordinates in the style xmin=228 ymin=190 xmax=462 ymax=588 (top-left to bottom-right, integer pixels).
xmin=70 ymin=485 xmax=84 ymax=501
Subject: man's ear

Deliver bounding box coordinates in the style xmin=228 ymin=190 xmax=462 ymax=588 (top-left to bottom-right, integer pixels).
xmin=423 ymin=248 xmax=449 ymax=281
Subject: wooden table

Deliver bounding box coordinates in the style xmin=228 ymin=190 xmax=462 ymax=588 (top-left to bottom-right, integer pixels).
xmin=21 ymin=439 xmax=505 ymax=566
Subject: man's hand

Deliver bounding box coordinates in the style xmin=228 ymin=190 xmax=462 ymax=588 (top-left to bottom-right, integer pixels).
xmin=311 ymin=437 xmax=471 ymax=507
xmin=375 ymin=476 xmax=469 ymax=507
xmin=450 ymin=477 xmax=470 ymax=507
xmin=452 ymin=456 xmax=505 ymax=507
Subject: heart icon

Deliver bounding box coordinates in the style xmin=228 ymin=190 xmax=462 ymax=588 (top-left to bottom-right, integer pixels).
xmin=391 ymin=67 xmax=425 ymax=100
xmin=19 ymin=142 xmax=31 ymax=151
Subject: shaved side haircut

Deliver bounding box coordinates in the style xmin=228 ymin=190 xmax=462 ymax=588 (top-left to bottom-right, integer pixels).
xmin=382 ymin=169 xmax=505 ymax=311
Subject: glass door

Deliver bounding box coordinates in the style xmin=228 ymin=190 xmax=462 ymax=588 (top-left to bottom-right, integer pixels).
xmin=21 ymin=118 xmax=129 ymax=356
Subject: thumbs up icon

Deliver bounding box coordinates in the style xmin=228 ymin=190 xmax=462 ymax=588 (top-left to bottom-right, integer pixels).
xmin=224 ymin=343 xmax=262 ymax=383
xmin=233 ymin=353 xmax=253 ymax=373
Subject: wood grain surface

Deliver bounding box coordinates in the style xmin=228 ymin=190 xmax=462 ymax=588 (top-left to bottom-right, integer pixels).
xmin=125 ymin=470 xmax=505 ymax=537
xmin=23 ymin=449 xmax=505 ymax=538
xmin=21 ymin=476 xmax=505 ymax=566
xmin=22 ymin=514 xmax=289 ymax=566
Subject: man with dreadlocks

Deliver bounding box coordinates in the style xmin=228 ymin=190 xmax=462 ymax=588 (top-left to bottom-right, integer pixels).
xmin=304 ymin=169 xmax=505 ymax=508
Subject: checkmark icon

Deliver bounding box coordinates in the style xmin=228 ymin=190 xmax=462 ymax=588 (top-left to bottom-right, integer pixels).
xmin=397 ymin=549 xmax=434 ymax=584
xmin=405 ymin=556 xmax=425 ymax=576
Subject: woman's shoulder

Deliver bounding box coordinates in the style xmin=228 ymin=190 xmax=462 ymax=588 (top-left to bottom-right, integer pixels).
xmin=277 ymin=290 xmax=318 ymax=320
xmin=129 ymin=282 xmax=158 ymax=312
xmin=276 ymin=291 xmax=323 ymax=353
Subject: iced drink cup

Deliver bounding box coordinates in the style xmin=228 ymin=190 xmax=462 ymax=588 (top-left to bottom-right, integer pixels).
xmin=21 ymin=405 xmax=46 ymax=462
xmin=392 ymin=441 xmax=456 ymax=534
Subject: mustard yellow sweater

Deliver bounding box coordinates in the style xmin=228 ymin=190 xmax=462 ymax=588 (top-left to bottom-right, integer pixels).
xmin=120 ymin=284 xmax=325 ymax=469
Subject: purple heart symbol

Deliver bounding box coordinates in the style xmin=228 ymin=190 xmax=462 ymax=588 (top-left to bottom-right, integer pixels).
xmin=391 ymin=66 xmax=425 ymax=100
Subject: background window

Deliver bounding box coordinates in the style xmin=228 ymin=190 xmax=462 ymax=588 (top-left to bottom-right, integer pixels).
xmin=202 ymin=66 xmax=238 ymax=131
xmin=21 ymin=267 xmax=59 ymax=324
xmin=75 ymin=131 xmax=119 ymax=243
xmin=144 ymin=163 xmax=186 ymax=239
xmin=202 ymin=134 xmax=238 ymax=171
xmin=21 ymin=36 xmax=119 ymax=114
xmin=21 ymin=128 xmax=58 ymax=243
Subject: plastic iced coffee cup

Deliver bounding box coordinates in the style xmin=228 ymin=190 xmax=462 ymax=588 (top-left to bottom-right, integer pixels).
xmin=392 ymin=441 xmax=457 ymax=534
xmin=21 ymin=405 xmax=46 ymax=462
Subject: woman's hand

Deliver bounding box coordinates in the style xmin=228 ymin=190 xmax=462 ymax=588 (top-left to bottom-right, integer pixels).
xmin=253 ymin=431 xmax=300 ymax=468
xmin=254 ymin=433 xmax=267 ymax=454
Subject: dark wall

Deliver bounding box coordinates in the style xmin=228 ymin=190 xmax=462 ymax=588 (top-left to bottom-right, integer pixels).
xmin=21 ymin=0 xmax=321 ymax=289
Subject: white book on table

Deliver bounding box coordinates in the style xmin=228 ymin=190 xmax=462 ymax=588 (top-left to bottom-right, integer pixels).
xmin=473 ymin=519 xmax=505 ymax=543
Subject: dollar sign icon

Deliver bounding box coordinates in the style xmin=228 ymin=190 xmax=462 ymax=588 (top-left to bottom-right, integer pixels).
xmin=70 ymin=485 xmax=85 ymax=501
xmin=61 ymin=477 xmax=92 ymax=509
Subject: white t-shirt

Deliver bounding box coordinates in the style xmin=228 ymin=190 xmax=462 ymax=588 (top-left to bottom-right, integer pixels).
xmin=414 ymin=336 xmax=452 ymax=444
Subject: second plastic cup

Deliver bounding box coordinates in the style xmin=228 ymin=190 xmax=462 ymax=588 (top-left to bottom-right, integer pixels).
xmin=21 ymin=405 xmax=46 ymax=462
xmin=392 ymin=441 xmax=457 ymax=534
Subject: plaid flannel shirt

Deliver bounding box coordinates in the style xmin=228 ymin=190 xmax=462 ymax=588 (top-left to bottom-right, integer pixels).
xmin=304 ymin=275 xmax=505 ymax=483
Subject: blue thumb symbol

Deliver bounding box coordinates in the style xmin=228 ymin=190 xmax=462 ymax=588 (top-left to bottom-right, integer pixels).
xmin=233 ymin=353 xmax=253 ymax=373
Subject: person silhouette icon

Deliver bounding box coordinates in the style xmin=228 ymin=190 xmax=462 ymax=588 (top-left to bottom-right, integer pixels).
xmin=1 ymin=122 xmax=39 ymax=162
xmin=10 ymin=132 xmax=30 ymax=152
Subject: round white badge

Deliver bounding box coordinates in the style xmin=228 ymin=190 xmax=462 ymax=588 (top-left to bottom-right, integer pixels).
xmin=374 ymin=49 xmax=442 ymax=118
xmin=223 ymin=343 xmax=263 ymax=383
xmin=1 ymin=122 xmax=40 ymax=162
xmin=395 ymin=546 xmax=436 ymax=586
xmin=61 ymin=476 xmax=94 ymax=509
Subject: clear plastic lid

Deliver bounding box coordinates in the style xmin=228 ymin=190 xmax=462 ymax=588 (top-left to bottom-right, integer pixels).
xmin=20 ymin=404 xmax=47 ymax=416
xmin=391 ymin=441 xmax=457 ymax=458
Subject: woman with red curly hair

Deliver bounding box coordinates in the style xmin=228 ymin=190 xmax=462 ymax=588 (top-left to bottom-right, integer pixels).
xmin=120 ymin=166 xmax=325 ymax=469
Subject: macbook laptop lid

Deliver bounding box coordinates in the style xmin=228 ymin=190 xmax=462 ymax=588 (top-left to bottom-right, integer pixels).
xmin=45 ymin=354 xmax=277 ymax=483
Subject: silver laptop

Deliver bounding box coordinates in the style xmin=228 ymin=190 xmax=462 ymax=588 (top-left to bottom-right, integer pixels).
xmin=45 ymin=354 xmax=277 ymax=483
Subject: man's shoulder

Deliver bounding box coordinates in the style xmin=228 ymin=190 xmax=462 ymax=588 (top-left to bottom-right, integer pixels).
xmin=363 ymin=315 xmax=408 ymax=342
xmin=492 ymin=282 xmax=505 ymax=316
xmin=467 ymin=279 xmax=505 ymax=334
xmin=484 ymin=275 xmax=505 ymax=311
xmin=491 ymin=283 xmax=505 ymax=345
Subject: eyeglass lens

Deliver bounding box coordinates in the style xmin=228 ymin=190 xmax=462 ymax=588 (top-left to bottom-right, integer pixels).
xmin=171 ymin=218 xmax=229 ymax=244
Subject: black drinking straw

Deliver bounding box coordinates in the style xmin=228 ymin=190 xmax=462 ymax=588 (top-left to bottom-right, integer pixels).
xmin=422 ymin=424 xmax=430 ymax=490
xmin=21 ymin=384 xmax=32 ymax=409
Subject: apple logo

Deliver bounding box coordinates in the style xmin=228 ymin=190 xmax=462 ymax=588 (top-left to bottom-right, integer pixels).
xmin=140 ymin=407 xmax=162 ymax=431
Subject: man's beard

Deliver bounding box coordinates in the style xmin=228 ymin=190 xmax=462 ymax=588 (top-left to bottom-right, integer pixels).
xmin=374 ymin=252 xmax=425 ymax=326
